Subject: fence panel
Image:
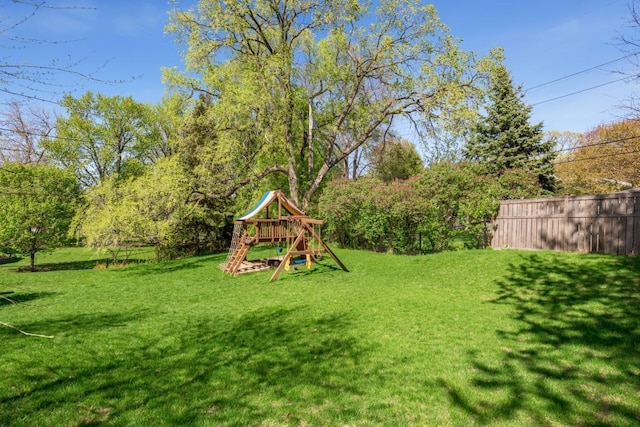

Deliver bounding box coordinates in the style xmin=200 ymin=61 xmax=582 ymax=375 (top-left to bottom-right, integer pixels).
xmin=492 ymin=191 xmax=640 ymax=256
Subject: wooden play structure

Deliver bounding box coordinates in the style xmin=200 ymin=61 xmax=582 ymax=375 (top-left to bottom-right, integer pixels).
xmin=220 ymin=190 xmax=348 ymax=281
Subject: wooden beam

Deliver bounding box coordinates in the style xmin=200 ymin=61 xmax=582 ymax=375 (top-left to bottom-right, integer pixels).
xmin=306 ymin=223 xmax=348 ymax=272
xmin=269 ymin=228 xmax=307 ymax=281
xmin=285 ymin=250 xmax=317 ymax=256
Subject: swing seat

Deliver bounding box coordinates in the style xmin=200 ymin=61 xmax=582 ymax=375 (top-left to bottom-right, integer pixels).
xmin=265 ymin=257 xmax=282 ymax=267
xmin=290 ymin=256 xmax=307 ymax=265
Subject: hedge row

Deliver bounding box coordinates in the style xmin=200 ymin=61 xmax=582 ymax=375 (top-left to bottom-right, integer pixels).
xmin=319 ymin=162 xmax=543 ymax=254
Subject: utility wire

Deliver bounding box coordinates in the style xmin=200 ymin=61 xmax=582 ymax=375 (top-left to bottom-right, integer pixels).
xmin=2 ymin=119 xmax=640 ymax=158
xmin=531 ymin=76 xmax=633 ymax=106
xmin=525 ymin=54 xmax=636 ymax=92
xmin=0 ymin=146 xmax=28 ymax=152
xmin=554 ymin=147 xmax=640 ymax=165
xmin=550 ymin=133 xmax=640 ymax=155
xmin=0 ymin=125 xmax=89 ymax=144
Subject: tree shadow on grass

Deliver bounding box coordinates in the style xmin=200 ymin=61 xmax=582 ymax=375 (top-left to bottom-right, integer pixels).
xmin=441 ymin=253 xmax=640 ymax=425
xmin=117 ymin=254 xmax=223 ymax=277
xmin=0 ymin=306 xmax=372 ymax=425
xmin=0 ymin=256 xmax=21 ymax=265
xmin=30 ymin=259 xmax=112 ymax=272
xmin=0 ymin=291 xmax=57 ymax=306
xmin=277 ymin=261 xmax=343 ymax=280
xmin=0 ymin=310 xmax=151 ymax=339
xmin=35 ymin=255 xmax=164 ymax=272
xmin=4 ymin=258 xmax=153 ymax=273
xmin=6 ymin=255 xmax=216 ymax=274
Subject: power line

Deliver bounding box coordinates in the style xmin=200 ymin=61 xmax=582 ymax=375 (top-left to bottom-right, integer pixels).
xmin=550 ymin=132 xmax=640 ymax=155
xmin=3 ymin=102 xmax=640 ymax=171
xmin=554 ymin=147 xmax=640 ymax=165
xmin=525 ymin=54 xmax=636 ymax=92
xmin=531 ymin=76 xmax=633 ymax=106
xmin=0 ymin=146 xmax=28 ymax=152
xmin=0 ymin=125 xmax=102 ymax=145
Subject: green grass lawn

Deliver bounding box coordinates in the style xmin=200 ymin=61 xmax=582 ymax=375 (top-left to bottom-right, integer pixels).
xmin=1 ymin=247 xmax=639 ymax=426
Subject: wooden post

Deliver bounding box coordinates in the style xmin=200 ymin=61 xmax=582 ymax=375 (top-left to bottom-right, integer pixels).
xmin=306 ymin=223 xmax=348 ymax=272
xmin=270 ymin=228 xmax=307 ymax=282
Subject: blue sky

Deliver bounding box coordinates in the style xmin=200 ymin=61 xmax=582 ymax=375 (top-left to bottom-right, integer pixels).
xmin=433 ymin=0 xmax=637 ymax=133
xmin=1 ymin=0 xmax=637 ymax=134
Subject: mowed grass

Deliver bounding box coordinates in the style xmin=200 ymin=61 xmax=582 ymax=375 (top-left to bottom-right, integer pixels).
xmin=1 ymin=247 xmax=639 ymax=426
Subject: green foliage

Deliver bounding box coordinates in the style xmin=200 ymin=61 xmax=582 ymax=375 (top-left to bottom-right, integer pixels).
xmin=73 ymin=175 xmax=149 ymax=263
xmin=1 ymin=248 xmax=639 ymax=425
xmin=73 ymin=157 xmax=227 ymax=262
xmin=320 ymin=164 xmax=459 ymax=253
xmin=0 ymin=163 xmax=78 ymax=271
xmin=414 ymin=162 xmax=476 ymax=251
xmin=165 ymin=0 xmax=499 ymax=208
xmin=320 ymin=161 xmax=546 ymax=253
xmin=370 ymin=138 xmax=424 ymax=183
xmin=44 ymin=92 xmax=166 ymax=188
xmin=465 ymin=65 xmax=556 ymax=191
xmin=319 ymin=177 xmax=379 ymax=249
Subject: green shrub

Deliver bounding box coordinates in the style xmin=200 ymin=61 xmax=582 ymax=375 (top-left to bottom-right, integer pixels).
xmin=320 ymin=162 xmax=547 ymax=253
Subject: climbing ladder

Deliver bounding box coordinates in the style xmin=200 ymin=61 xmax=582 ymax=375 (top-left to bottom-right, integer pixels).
xmin=223 ymin=241 xmax=251 ymax=275
xmin=220 ymin=223 xmax=244 ymax=271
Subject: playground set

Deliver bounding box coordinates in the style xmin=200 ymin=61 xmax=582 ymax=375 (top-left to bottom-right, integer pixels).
xmin=220 ymin=190 xmax=348 ymax=281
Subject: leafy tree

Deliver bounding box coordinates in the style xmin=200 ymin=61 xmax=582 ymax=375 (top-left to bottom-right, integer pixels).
xmin=44 ymin=92 xmax=165 ymax=188
xmin=412 ymin=161 xmax=482 ymax=252
xmin=555 ymin=120 xmax=640 ymax=195
xmin=73 ymin=156 xmax=226 ymax=262
xmin=144 ymin=94 xmax=187 ymax=162
xmin=165 ymin=0 xmax=499 ymax=209
xmin=319 ymin=176 xmax=421 ymax=252
xmin=370 ymin=138 xmax=423 ymax=183
xmin=465 ymin=64 xmax=555 ymax=191
xmin=72 ymin=176 xmax=137 ymax=264
xmin=0 ymin=163 xmax=78 ymax=271
xmin=321 ymin=176 xmax=385 ymax=250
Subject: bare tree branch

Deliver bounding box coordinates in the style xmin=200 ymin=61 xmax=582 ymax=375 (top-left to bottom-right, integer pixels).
xmin=0 ymin=321 xmax=54 ymax=338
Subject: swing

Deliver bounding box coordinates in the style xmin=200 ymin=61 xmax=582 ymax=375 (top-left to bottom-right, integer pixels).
xmin=265 ymin=242 xmax=284 ymax=267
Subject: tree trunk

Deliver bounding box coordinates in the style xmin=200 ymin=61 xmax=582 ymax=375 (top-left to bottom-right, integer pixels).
xmin=308 ymin=98 xmax=314 ymax=177
xmin=351 ymin=148 xmax=359 ymax=180
xmin=288 ymin=163 xmax=300 ymax=208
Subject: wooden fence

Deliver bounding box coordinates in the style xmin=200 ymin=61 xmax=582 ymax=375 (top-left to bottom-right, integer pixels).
xmin=491 ymin=191 xmax=640 ymax=256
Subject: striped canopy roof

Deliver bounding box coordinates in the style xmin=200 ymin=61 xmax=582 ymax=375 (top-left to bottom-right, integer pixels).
xmin=237 ymin=190 xmax=305 ymax=221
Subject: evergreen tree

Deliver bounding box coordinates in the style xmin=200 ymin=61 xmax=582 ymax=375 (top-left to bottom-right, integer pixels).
xmin=465 ymin=65 xmax=555 ymax=191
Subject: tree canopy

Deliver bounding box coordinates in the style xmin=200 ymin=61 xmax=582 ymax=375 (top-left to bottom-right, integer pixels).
xmin=72 ymin=156 xmax=216 ymax=262
xmin=0 ymin=101 xmax=52 ymax=165
xmin=370 ymin=138 xmax=423 ymax=183
xmin=44 ymin=92 xmax=164 ymax=188
xmin=165 ymin=0 xmax=499 ymax=209
xmin=555 ymin=120 xmax=640 ymax=194
xmin=0 ymin=163 xmax=78 ymax=271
